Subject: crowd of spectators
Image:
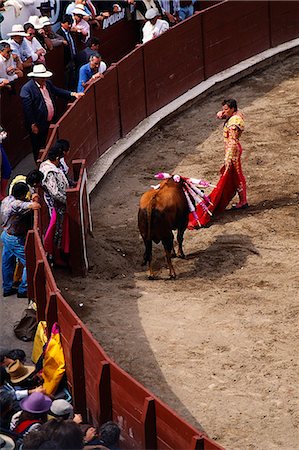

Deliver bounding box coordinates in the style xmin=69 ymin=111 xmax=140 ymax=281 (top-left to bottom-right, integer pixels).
xmin=0 ymin=348 xmax=122 ymax=449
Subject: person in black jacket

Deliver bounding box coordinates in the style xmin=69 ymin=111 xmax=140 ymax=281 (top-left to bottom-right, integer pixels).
xmin=56 ymin=14 xmax=78 ymax=90
xmin=20 ymin=64 xmax=83 ymax=162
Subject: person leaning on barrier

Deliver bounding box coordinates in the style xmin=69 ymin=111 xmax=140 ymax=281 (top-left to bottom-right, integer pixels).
xmin=1 ymin=182 xmax=41 ymax=298
xmin=77 ymin=53 xmax=107 ymax=92
xmin=20 ymin=64 xmax=84 ymax=162
xmin=142 ymin=8 xmax=169 ymax=44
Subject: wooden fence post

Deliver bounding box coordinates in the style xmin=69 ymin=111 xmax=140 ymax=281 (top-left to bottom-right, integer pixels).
xmin=191 ymin=435 xmax=205 ymax=450
xmin=33 ymin=260 xmax=46 ymax=322
xmin=70 ymin=325 xmax=87 ymax=420
xmin=25 ymin=230 xmax=36 ymax=301
xmin=97 ymin=361 xmax=112 ymax=425
xmin=141 ymin=397 xmax=157 ymax=450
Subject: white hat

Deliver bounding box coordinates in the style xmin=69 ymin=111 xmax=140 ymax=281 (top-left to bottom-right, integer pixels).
xmin=7 ymin=24 xmax=29 ymax=37
xmin=113 ymin=4 xmax=121 ymax=11
xmin=27 ymin=64 xmax=53 ymax=78
xmin=28 ymin=15 xmax=44 ymax=30
xmin=72 ymin=4 xmax=86 ymax=15
xmin=0 ymin=434 xmax=15 ymax=450
xmin=145 ymin=8 xmax=159 ymax=20
xmin=39 ymin=16 xmax=52 ymax=27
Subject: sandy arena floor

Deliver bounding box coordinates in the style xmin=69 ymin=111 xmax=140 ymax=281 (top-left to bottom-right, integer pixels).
xmin=57 ymin=53 xmax=299 ymax=450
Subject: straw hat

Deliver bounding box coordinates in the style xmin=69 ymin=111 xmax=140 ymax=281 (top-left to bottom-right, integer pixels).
xmin=28 ymin=15 xmax=44 ymax=30
xmin=7 ymin=360 xmax=35 ymax=384
xmin=72 ymin=4 xmax=86 ymax=15
xmin=7 ymin=24 xmax=29 ymax=37
xmin=145 ymin=8 xmax=159 ymax=19
xmin=27 ymin=64 xmax=53 ymax=78
xmin=0 ymin=434 xmax=15 ymax=450
xmin=20 ymin=392 xmax=52 ymax=414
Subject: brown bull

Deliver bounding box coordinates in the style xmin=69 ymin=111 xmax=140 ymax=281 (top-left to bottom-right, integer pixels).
xmin=138 ymin=177 xmax=189 ymax=279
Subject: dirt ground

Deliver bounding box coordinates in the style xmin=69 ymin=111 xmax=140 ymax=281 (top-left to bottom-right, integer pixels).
xmin=56 ymin=53 xmax=299 ymax=450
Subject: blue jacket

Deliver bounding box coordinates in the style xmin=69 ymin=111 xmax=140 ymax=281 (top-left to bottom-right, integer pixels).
xmin=20 ymin=79 xmax=72 ymax=130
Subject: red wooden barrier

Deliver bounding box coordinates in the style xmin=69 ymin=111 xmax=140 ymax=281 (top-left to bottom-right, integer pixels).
xmin=202 ymin=0 xmax=270 ymax=79
xmin=269 ymin=1 xmax=299 ymax=48
xmin=144 ymin=12 xmax=205 ymax=116
xmin=117 ymin=46 xmax=147 ymax=136
xmin=93 ymin=19 xmax=140 ymax=65
xmin=95 ymin=67 xmax=121 ymax=157
xmin=56 ymin=85 xmax=99 ymax=167
xmin=66 ymin=160 xmax=92 ymax=276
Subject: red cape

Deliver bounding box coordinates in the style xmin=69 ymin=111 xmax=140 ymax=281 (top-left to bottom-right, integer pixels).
xmin=188 ymin=165 xmax=239 ymax=229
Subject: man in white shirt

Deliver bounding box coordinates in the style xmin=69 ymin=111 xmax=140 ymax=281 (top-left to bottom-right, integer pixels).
xmin=23 ymin=23 xmax=46 ymax=64
xmin=142 ymin=8 xmax=169 ymax=44
xmin=0 ymin=41 xmax=23 ymax=87
xmin=7 ymin=24 xmax=36 ymax=68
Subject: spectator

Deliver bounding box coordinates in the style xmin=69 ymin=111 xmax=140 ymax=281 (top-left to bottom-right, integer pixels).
xmin=20 ymin=64 xmax=83 ymax=162
xmin=37 ymin=1 xmax=54 ymax=17
xmin=134 ymin=0 xmax=163 ymax=21
xmin=28 ymin=15 xmax=54 ymax=52
xmin=49 ymin=400 xmax=74 ymax=420
xmin=0 ymin=363 xmax=44 ymax=403
xmin=142 ymin=8 xmax=169 ymax=44
xmin=77 ymin=53 xmax=106 ymax=92
xmin=23 ymin=22 xmax=47 ymax=65
xmin=41 ymin=419 xmax=84 ymax=449
xmin=7 ymin=24 xmax=36 ymax=69
xmin=0 ymin=125 xmax=12 ymax=201
xmin=178 ymin=0 xmax=195 ymax=21
xmin=71 ymin=4 xmax=90 ymax=43
xmin=9 ymin=170 xmax=44 ymax=199
xmin=66 ymin=0 xmax=92 ymax=20
xmin=0 ymin=41 xmax=23 ymax=89
xmin=77 ymin=36 xmax=100 ymax=67
xmin=112 ymin=3 xmax=122 ymax=13
xmin=98 ymin=421 xmax=121 ymax=450
xmin=56 ymin=14 xmax=78 ymax=90
xmin=0 ymin=349 xmax=26 ymax=366
xmin=11 ymin=392 xmax=52 ymax=437
xmin=0 ymin=390 xmax=19 ymax=431
xmin=1 ymin=182 xmax=40 ymax=298
xmin=40 ymin=145 xmax=70 ymax=265
xmin=39 ymin=16 xmax=66 ymax=48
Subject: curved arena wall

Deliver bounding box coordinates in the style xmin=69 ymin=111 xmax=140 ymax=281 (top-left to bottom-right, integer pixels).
xmin=23 ymin=1 xmax=299 ymax=449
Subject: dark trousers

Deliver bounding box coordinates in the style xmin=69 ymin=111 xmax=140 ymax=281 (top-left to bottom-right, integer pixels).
xmin=65 ymin=60 xmax=77 ymax=91
xmin=29 ymin=123 xmax=50 ymax=162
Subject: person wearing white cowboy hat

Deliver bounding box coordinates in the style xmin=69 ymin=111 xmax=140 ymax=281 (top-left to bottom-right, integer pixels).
xmin=71 ymin=3 xmax=90 ymax=43
xmin=27 ymin=16 xmax=54 ymax=52
xmin=20 ymin=64 xmax=84 ymax=161
xmin=6 ymin=24 xmax=36 ymax=69
xmin=23 ymin=22 xmax=47 ymax=64
xmin=39 ymin=16 xmax=66 ymax=48
xmin=142 ymin=7 xmax=169 ymax=44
